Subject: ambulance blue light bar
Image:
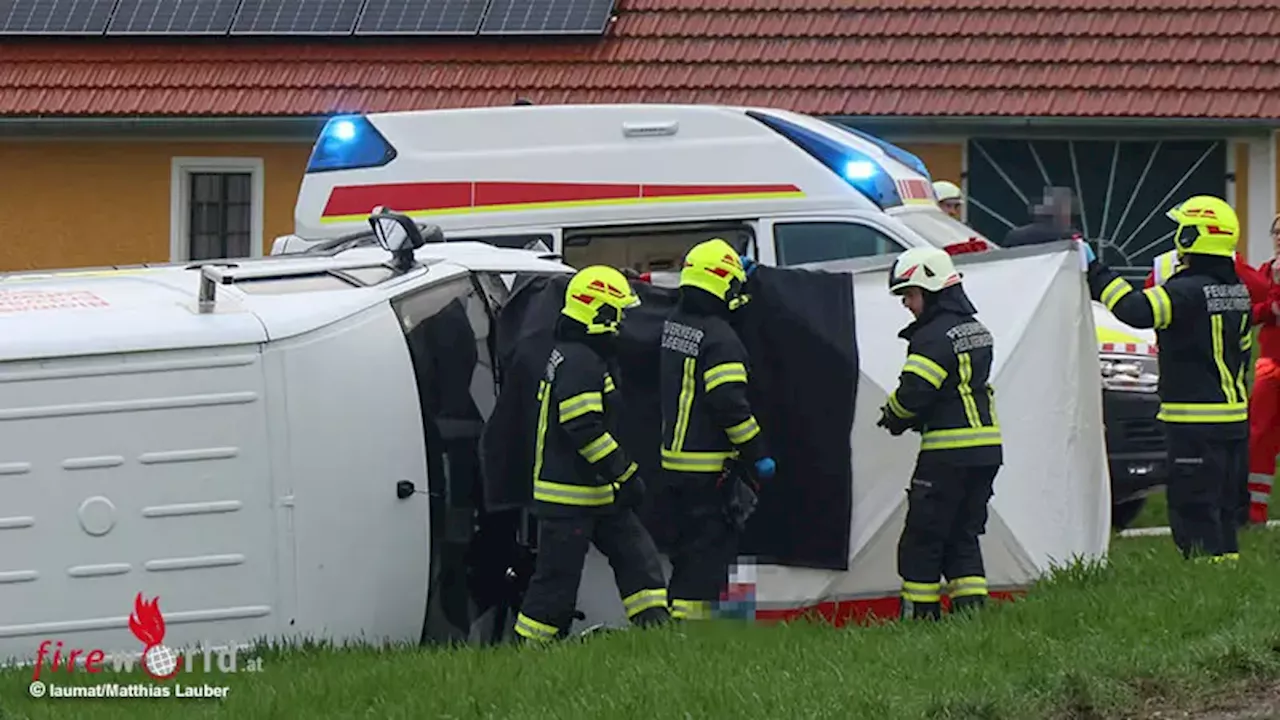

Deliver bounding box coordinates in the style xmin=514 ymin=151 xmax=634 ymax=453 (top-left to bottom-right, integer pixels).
xmin=747 ymin=111 xmax=902 ymax=209
xmin=306 ymin=115 xmax=398 ymax=174
xmin=832 ymin=124 xmax=932 ymax=181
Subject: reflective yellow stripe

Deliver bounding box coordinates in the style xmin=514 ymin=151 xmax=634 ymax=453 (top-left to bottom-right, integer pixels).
xmin=622 ymin=588 xmax=668 ymax=618
xmin=615 ymin=462 xmax=638 ymax=485
xmin=1145 ymin=287 xmax=1172 ymax=329
xmin=661 ymin=448 xmax=734 ymax=473
xmin=920 ymin=426 xmax=1002 ymax=451
xmin=887 ymin=390 xmax=914 ymax=419
xmin=670 ymin=599 xmax=713 ymax=620
xmin=672 ymin=357 xmax=697 ymax=452
xmin=704 ymin=362 xmax=748 ymax=392
xmin=725 ymin=416 xmax=761 ymax=445
xmin=948 ymin=576 xmax=988 ymax=598
xmin=579 ymin=433 xmax=619 ymax=463
xmin=1237 ymin=316 xmax=1250 ymax=400
xmin=957 ymin=352 xmax=982 ymax=428
xmin=987 ymin=386 xmax=999 ymax=425
xmin=1157 ymin=401 xmax=1248 ymax=424
xmin=1211 ymin=315 xmax=1239 ymax=404
xmin=514 ymin=612 xmax=559 ymax=641
xmin=603 ymin=374 xmax=616 ymax=394
xmin=533 ymin=479 xmax=615 ymax=506
xmin=531 ymin=382 xmax=551 ymax=484
xmin=902 ymin=581 xmax=941 ymax=603
xmin=903 ymin=353 xmax=947 ymax=389
xmin=558 ymin=391 xmax=604 ymax=423
xmin=1100 ymin=277 xmax=1132 ymax=310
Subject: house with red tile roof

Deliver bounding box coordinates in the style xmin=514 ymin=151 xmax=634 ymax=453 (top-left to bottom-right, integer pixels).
xmin=0 ymin=0 xmax=1277 ymax=272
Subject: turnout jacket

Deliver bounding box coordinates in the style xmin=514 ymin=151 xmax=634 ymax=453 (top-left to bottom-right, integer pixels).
xmin=532 ymin=331 xmax=639 ymax=515
xmin=885 ymin=285 xmax=1003 ymax=467
xmin=659 ymin=288 xmax=767 ymax=474
xmin=1090 ymin=256 xmax=1251 ymax=434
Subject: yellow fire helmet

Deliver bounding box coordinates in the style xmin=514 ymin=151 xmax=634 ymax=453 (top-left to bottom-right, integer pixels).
xmin=561 ymin=265 xmax=641 ymax=335
xmin=679 ymin=238 xmax=749 ymax=310
xmin=1166 ymin=195 xmax=1239 ymax=258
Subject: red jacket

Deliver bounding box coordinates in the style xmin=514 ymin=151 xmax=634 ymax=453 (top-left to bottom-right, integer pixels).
xmin=1143 ymin=256 xmax=1278 ymax=360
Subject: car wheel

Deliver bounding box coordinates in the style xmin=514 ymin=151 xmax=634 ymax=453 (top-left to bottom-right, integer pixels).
xmin=1111 ymin=498 xmax=1148 ymax=531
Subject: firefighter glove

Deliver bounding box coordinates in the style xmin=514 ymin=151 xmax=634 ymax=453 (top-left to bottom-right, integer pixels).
xmin=753 ymin=457 xmax=776 ymax=481
xmin=1080 ymin=240 xmax=1096 ymax=264
xmin=614 ymin=475 xmax=646 ymax=509
xmin=740 ymin=255 xmax=759 ymax=277
xmin=877 ymin=406 xmax=912 ymax=436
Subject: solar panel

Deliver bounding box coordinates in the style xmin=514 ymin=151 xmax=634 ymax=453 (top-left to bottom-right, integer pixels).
xmin=478 ymin=0 xmax=615 ymax=36
xmin=0 ymin=0 xmax=117 ymax=35
xmin=354 ymin=0 xmax=488 ymax=36
xmin=105 ymin=0 xmax=239 ymax=35
xmin=230 ymin=0 xmax=363 ymax=35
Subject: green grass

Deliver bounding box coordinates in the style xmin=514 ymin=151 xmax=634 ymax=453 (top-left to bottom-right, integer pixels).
xmin=7 ymin=533 xmax=1280 ymax=719
xmin=1129 ymin=475 xmax=1280 ymax=530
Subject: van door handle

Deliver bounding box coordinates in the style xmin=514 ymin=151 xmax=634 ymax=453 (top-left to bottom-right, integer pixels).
xmin=396 ymin=480 xmax=417 ymax=500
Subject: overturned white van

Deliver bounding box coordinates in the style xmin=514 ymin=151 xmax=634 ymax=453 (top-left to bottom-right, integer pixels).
xmin=0 ymin=212 xmax=1107 ymax=659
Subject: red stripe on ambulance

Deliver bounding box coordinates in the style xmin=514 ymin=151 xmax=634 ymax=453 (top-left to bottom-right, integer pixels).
xmin=321 ymin=181 xmax=802 ymax=218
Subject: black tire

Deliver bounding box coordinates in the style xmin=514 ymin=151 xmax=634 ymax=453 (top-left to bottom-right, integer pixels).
xmin=1111 ymin=498 xmax=1148 ymax=531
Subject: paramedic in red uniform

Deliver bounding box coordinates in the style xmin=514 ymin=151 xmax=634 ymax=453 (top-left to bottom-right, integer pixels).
xmin=878 ymin=246 xmax=1002 ymax=621
xmin=513 ymin=266 xmax=670 ymax=643
xmin=658 ymin=238 xmax=776 ymax=622
xmin=1246 ymin=215 xmax=1280 ymax=524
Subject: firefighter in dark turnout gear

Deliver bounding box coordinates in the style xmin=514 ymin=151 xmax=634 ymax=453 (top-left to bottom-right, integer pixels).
xmin=513 ymin=266 xmax=670 ymax=642
xmin=878 ymin=246 xmax=1003 ymax=621
xmin=1085 ymin=195 xmax=1251 ymax=562
xmin=659 ymin=238 xmax=776 ymax=621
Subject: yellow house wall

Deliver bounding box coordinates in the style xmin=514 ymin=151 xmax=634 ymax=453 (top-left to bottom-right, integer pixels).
xmin=897 ymin=142 xmax=965 ymax=189
xmin=0 ymin=141 xmax=311 ymax=271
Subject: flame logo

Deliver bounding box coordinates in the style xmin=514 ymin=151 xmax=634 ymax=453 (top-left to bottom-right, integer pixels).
xmin=129 ymin=593 xmax=179 ymax=680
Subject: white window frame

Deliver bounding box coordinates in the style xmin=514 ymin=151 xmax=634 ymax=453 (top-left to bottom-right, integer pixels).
xmin=169 ymin=157 xmax=265 ymax=263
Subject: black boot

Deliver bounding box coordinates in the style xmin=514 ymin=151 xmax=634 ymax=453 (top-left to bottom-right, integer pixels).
xmin=631 ymin=606 xmax=672 ymax=628
xmin=901 ymin=598 xmax=941 ymax=621
xmin=949 ymin=595 xmax=986 ymax=614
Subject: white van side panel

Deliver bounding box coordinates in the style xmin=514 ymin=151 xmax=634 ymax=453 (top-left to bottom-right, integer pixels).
xmin=268 ymin=303 xmax=430 ymax=647
xmin=0 ymin=345 xmax=278 ymax=660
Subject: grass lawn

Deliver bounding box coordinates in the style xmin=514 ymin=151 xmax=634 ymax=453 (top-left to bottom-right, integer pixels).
xmin=6 ymin=532 xmax=1280 ymax=719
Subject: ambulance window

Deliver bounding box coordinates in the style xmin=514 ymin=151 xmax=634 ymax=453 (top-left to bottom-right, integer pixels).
xmin=774 ymin=222 xmax=907 ymax=266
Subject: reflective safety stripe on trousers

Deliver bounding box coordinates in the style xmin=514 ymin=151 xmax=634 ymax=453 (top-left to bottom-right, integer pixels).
xmin=948 ymin=576 xmax=988 ymax=598
xmin=514 ymin=612 xmax=560 ymax=642
xmin=670 ymin=599 xmax=713 ymax=620
xmin=623 ymin=588 xmax=668 ymax=618
xmin=902 ymin=581 xmax=941 ymax=604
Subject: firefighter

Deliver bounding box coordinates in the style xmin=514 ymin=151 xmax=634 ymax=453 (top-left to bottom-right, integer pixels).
xmin=877 ymin=246 xmax=1002 ymax=621
xmin=1247 ymin=214 xmax=1280 ymax=524
xmin=1084 ymin=195 xmax=1252 ymax=561
xmin=659 ymin=238 xmax=776 ymax=621
xmin=513 ymin=265 xmax=670 ymax=643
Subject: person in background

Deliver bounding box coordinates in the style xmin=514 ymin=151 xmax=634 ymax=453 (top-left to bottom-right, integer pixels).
xmin=1084 ymin=195 xmax=1251 ymax=562
xmin=513 ymin=265 xmax=670 ymax=643
xmin=933 ymin=181 xmax=965 ymax=222
xmin=877 ymin=246 xmax=1002 ymax=621
xmin=1002 ymin=187 xmax=1081 ymax=248
xmin=1246 ymin=215 xmax=1280 ymax=524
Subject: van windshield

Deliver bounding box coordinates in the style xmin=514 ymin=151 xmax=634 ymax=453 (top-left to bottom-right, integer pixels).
xmin=895 ymin=208 xmax=995 ymax=249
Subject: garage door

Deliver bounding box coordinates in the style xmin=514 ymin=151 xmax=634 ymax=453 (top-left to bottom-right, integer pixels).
xmin=966 ymin=139 xmax=1227 ymax=276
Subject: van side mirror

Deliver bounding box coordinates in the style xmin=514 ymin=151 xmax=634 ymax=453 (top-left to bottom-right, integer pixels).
xmin=368 ymin=206 xmax=436 ymax=271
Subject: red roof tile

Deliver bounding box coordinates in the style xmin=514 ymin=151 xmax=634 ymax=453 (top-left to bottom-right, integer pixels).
xmin=2 ymin=0 xmax=1279 ymax=119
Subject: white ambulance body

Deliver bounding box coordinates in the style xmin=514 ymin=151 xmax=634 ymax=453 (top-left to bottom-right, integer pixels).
xmin=282 ymin=103 xmax=989 ymax=269
xmin=0 ymin=233 xmax=572 ymax=661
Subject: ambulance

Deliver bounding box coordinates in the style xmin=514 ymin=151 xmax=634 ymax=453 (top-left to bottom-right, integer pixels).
xmin=280 ymin=103 xmax=1163 ymax=528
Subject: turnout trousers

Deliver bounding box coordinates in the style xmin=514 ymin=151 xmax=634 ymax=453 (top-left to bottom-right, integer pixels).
xmin=514 ymin=508 xmax=669 ymax=642
xmin=897 ymin=458 xmax=999 ymax=620
xmin=1248 ymin=358 xmax=1280 ymax=524
xmin=666 ymin=472 xmax=739 ymax=621
xmin=1165 ymin=423 xmax=1248 ymax=560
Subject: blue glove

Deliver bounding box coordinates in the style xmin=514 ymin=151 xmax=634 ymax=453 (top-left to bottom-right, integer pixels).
xmin=1080 ymin=240 xmax=1096 ymax=264
xmin=740 ymin=255 xmax=758 ymax=277
xmin=754 ymin=457 xmax=776 ymax=480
